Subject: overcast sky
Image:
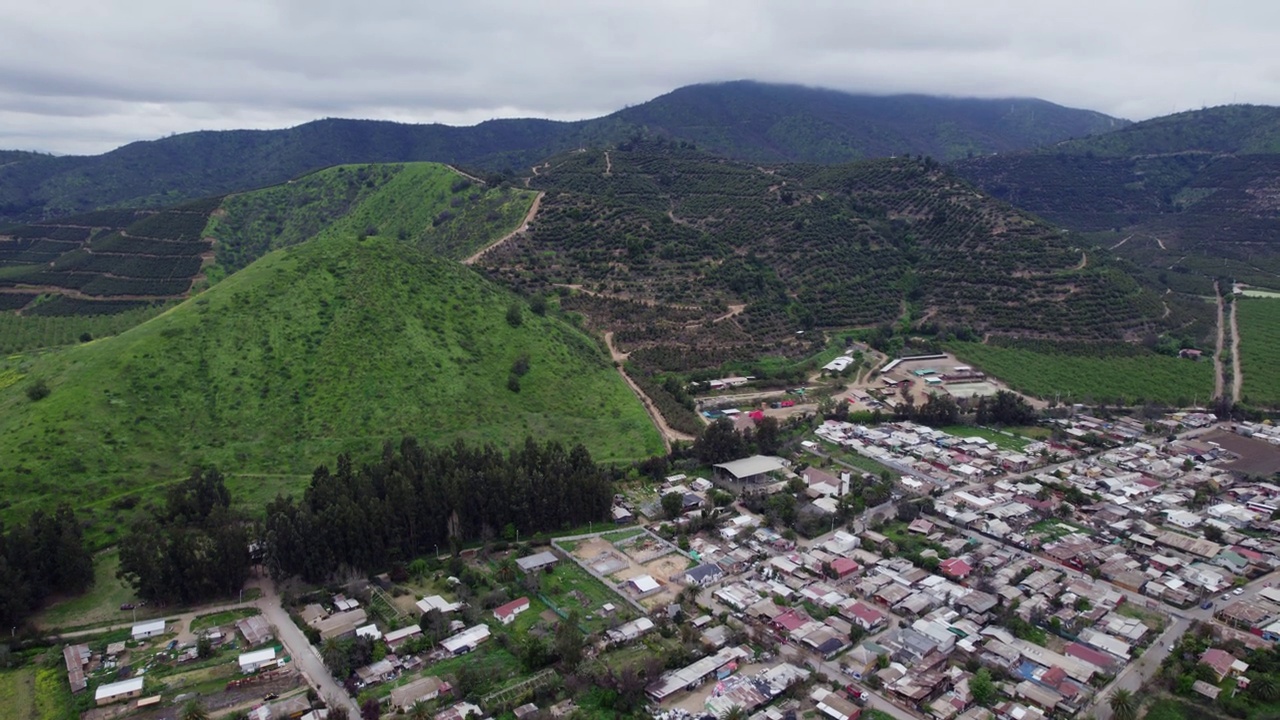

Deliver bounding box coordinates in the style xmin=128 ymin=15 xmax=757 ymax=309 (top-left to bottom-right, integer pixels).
xmin=4 ymin=0 xmax=1280 ymax=155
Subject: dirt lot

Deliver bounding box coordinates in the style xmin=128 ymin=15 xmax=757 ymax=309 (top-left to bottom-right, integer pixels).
xmin=572 ymin=537 xmax=687 ymax=608
xmin=840 ymin=352 xmax=1045 ymax=409
xmin=1203 ymin=429 xmax=1280 ymax=475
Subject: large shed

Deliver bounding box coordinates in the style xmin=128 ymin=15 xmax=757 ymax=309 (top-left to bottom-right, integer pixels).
xmin=713 ymin=455 xmax=786 ymax=484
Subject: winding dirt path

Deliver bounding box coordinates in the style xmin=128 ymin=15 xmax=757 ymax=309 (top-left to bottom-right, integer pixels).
xmin=604 ymin=331 xmax=695 ymax=451
xmin=461 ymin=191 xmax=544 ymax=265
xmin=1110 ymin=234 xmax=1134 ymax=250
xmin=603 ymin=151 xmax=612 ymax=176
xmin=1213 ymin=281 xmax=1227 ymax=400
xmin=1231 ymin=295 xmax=1243 ymax=402
xmin=445 ymin=165 xmax=487 ymax=185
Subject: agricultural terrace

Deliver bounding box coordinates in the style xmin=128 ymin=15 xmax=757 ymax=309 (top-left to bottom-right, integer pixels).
xmin=1238 ymin=297 xmax=1280 ymax=406
xmin=948 ymin=340 xmax=1215 ymax=405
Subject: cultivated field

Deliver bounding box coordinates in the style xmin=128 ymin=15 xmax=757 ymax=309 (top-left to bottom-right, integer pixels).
xmin=948 ymin=341 xmax=1215 ymax=405
xmin=1237 ymin=297 xmax=1280 ymax=406
xmin=568 ymin=531 xmax=688 ymax=608
xmin=1201 ymin=429 xmax=1280 ymax=476
xmin=0 ymin=668 xmax=35 ymax=720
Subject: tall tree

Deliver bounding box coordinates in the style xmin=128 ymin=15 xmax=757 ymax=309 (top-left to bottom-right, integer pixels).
xmin=1108 ymin=688 xmax=1138 ymax=720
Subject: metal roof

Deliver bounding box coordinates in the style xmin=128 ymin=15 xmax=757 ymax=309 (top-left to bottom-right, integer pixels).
xmin=713 ymin=455 xmax=786 ymax=479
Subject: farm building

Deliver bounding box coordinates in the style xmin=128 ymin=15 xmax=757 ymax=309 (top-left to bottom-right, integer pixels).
xmin=441 ymin=625 xmax=491 ymax=655
xmin=516 ymin=551 xmax=559 ymax=573
xmin=416 ymin=595 xmax=462 ymax=614
xmin=646 ymin=645 xmax=750 ymax=701
xmin=390 ymin=676 xmax=450 ymax=711
xmin=494 ymin=598 xmax=531 ymax=625
xmin=314 ymin=609 xmax=368 ymax=641
xmin=96 ymin=677 xmax=145 ymax=706
xmin=713 ymin=455 xmax=787 ymax=484
xmin=238 ymin=647 xmax=277 ymax=673
xmin=131 ymin=620 xmax=165 ymax=641
xmin=63 ymin=644 xmax=90 ymax=693
xmin=384 ymin=625 xmax=423 ymax=649
xmin=236 ymin=615 xmax=274 ymax=646
xmin=626 ymin=575 xmax=662 ymax=596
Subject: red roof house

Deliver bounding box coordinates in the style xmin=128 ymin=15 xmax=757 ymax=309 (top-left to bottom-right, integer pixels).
xmin=939 ymin=557 xmax=972 ymax=580
xmin=830 ymin=558 xmax=861 ymax=579
xmin=841 ymin=602 xmax=886 ymax=631
xmin=493 ymin=597 xmax=531 ymax=626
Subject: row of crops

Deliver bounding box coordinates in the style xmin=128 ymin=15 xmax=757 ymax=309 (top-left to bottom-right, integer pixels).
xmin=947 ymin=340 xmax=1215 ymax=405
xmin=0 ymin=203 xmax=217 ymax=306
xmin=1237 ymin=298 xmax=1280 ymax=406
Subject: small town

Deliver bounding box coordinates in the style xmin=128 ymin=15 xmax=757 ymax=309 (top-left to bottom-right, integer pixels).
xmin=47 ymin=390 xmax=1280 ymax=720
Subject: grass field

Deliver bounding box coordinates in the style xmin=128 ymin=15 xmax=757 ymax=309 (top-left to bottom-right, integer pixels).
xmin=814 ymin=439 xmax=900 ymax=479
xmin=0 ymin=668 xmax=35 ymax=720
xmin=937 ymin=425 xmax=1032 ymax=451
xmin=34 ymin=667 xmax=76 ymax=720
xmin=1238 ymin=297 xmax=1280 ymax=406
xmin=0 ymin=232 xmax=661 ymax=544
xmin=948 ymin=342 xmax=1215 ymax=405
xmin=34 ymin=551 xmax=162 ymax=631
xmin=540 ymin=561 xmax=633 ymax=634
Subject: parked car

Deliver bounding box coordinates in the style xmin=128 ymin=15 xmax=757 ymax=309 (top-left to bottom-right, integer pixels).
xmin=263 ymin=693 xmax=279 ymax=701
xmin=1234 ymin=587 xmax=1245 ymax=595
xmin=1201 ymin=600 xmax=1213 ymax=610
xmin=1222 ymin=593 xmax=1231 ymax=601
xmin=119 ymin=603 xmax=134 ymax=611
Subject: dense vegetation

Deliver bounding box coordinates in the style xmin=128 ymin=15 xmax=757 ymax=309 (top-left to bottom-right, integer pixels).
xmin=0 ymin=231 xmax=660 ymax=542
xmin=0 ymin=504 xmax=93 ymax=629
xmin=1237 ymin=298 xmax=1280 ymax=406
xmin=0 ymin=82 xmax=1120 ymax=223
xmin=208 ymin=163 xmax=536 ymax=272
xmin=953 ymin=107 xmax=1280 ymax=294
xmin=0 ymin=303 xmax=169 ymax=354
xmin=948 ymin=338 xmax=1215 ymax=405
xmin=117 ymin=467 xmax=250 ymax=604
xmin=264 ymin=437 xmax=614 ymax=582
xmin=479 ymin=140 xmax=1178 ymax=372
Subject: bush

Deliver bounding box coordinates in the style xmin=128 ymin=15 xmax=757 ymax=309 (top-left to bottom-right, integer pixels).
xmin=26 ymin=379 xmax=49 ymax=402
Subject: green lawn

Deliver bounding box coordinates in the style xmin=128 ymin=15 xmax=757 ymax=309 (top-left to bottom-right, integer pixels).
xmin=815 ymin=439 xmax=900 ymax=479
xmin=1027 ymin=519 xmax=1085 ymax=541
xmin=1238 ymin=298 xmax=1280 ymax=406
xmin=189 ymin=607 xmax=259 ymax=633
xmin=539 ymin=562 xmax=634 ymax=634
xmin=948 ymin=341 xmax=1215 ymax=405
xmin=0 ymin=668 xmax=35 ymax=720
xmin=937 ymin=425 xmax=1032 ymax=451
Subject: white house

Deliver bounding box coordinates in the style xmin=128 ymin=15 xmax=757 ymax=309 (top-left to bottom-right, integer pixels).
xmin=131 ymin=620 xmax=166 ymax=641
xmin=238 ymin=647 xmax=277 ymax=673
xmin=95 ymin=677 xmax=145 ymax=706
xmin=494 ymin=597 xmax=531 ymax=625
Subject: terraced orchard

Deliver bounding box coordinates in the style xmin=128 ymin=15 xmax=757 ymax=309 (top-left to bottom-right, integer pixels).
xmin=482 ymin=140 xmax=1181 ymax=373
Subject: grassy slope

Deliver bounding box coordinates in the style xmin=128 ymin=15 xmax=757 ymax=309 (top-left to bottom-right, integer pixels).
xmin=209 ymin=162 xmax=537 ymax=271
xmin=1238 ymin=297 xmax=1280 ymax=406
xmin=948 ymin=342 xmax=1214 ymax=405
xmin=0 ymin=233 xmax=661 ymax=540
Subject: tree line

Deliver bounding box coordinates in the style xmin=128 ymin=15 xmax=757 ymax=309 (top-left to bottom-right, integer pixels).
xmin=0 ymin=504 xmax=94 ymax=629
xmin=117 ymin=467 xmax=252 ymax=605
xmin=264 ymin=437 xmax=616 ymax=582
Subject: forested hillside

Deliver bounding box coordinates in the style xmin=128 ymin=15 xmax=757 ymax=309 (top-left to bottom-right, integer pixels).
xmin=0 ymin=82 xmax=1120 ymax=223
xmin=954 ymin=105 xmax=1280 ymax=292
xmin=0 ymin=231 xmax=661 ymax=539
xmin=478 ymin=140 xmax=1181 ymax=373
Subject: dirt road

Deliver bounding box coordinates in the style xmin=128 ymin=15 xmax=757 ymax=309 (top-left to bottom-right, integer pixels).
xmin=461 ymin=191 xmax=544 ymax=265
xmin=1214 ymin=281 xmax=1226 ymax=400
xmin=1231 ymin=295 xmax=1243 ymax=402
xmin=604 ymin=331 xmax=696 ymax=451
xmin=445 ymin=165 xmax=486 ymax=186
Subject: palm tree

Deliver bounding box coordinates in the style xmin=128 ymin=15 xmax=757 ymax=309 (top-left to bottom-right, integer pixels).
xmin=720 ymin=706 xmax=747 ymax=720
xmin=1108 ymin=688 xmax=1138 ymax=720
xmin=181 ymin=699 xmax=210 ymax=720
xmin=409 ymin=700 xmax=432 ymax=720
xmin=1251 ymin=673 xmax=1280 ymax=702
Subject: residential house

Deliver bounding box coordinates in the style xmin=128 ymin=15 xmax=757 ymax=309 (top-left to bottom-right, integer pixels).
xmin=494 ymin=598 xmax=531 ymax=626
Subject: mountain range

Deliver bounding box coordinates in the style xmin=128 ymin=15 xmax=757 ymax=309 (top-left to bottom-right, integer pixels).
xmin=0 ymin=81 xmax=1123 ymax=224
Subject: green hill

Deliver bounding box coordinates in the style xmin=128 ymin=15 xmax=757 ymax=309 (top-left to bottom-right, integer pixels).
xmin=953 ymin=106 xmax=1280 ymax=293
xmin=0 ymin=232 xmax=662 ymax=540
xmin=0 ymin=82 xmax=1122 ymax=223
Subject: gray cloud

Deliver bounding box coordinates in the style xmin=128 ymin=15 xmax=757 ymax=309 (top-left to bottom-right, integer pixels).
xmin=3 ymin=0 xmax=1280 ymax=154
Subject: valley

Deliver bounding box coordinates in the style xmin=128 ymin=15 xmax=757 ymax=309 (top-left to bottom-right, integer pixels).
xmin=3 ymin=80 xmax=1280 ymax=720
